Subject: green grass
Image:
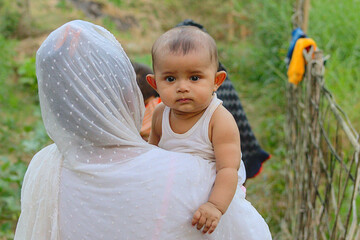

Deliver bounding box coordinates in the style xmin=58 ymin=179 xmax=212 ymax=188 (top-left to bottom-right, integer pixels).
xmin=0 ymin=58 xmax=50 ymax=238
xmin=0 ymin=26 xmax=50 ymax=238
xmin=309 ymin=0 xmax=360 ymax=130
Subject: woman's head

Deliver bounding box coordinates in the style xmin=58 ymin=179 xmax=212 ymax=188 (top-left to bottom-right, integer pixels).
xmin=36 ymin=20 xmax=148 ymax=163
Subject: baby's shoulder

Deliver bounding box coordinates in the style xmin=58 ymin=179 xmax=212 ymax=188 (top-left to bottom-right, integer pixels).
xmin=210 ymin=105 xmax=239 ymax=143
xmin=210 ymin=105 xmax=238 ymax=135
xmin=211 ymin=104 xmax=235 ymax=124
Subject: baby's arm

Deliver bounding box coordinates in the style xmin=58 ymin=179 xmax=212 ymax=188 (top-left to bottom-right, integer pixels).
xmin=148 ymin=103 xmax=165 ymax=146
xmin=192 ymin=105 xmax=241 ymax=234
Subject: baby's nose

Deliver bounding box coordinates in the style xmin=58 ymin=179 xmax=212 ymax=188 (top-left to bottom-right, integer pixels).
xmin=176 ymin=80 xmax=189 ymax=93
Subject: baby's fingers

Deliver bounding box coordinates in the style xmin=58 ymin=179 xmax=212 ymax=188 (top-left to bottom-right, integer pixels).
xmin=208 ymin=220 xmax=218 ymax=234
xmin=196 ymin=215 xmax=206 ymax=230
xmin=192 ymin=210 xmax=201 ymax=226
xmin=202 ymin=219 xmax=213 ymax=234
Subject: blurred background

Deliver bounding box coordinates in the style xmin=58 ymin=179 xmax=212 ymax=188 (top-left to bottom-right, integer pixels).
xmin=0 ymin=0 xmax=359 ymax=239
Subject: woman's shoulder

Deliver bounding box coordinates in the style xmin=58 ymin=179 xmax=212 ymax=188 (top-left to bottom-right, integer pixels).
xmin=34 ymin=143 xmax=57 ymax=155
xmin=144 ymin=146 xmax=204 ymax=160
xmin=31 ymin=143 xmax=61 ymax=161
xmin=141 ymin=147 xmax=215 ymax=175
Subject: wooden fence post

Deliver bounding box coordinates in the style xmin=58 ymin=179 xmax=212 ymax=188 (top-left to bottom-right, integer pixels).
xmin=302 ymin=0 xmax=310 ymax=33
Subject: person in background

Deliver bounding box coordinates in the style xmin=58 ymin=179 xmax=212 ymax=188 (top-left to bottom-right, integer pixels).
xmin=132 ymin=62 xmax=161 ymax=141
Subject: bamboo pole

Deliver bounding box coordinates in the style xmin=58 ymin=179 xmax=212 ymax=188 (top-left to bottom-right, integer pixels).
xmin=302 ymin=0 xmax=310 ymax=33
xmin=227 ymin=0 xmax=235 ymax=42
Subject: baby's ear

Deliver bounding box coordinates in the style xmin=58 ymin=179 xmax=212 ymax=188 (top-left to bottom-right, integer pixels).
xmin=214 ymin=70 xmax=227 ymax=90
xmin=146 ymin=74 xmax=157 ymax=91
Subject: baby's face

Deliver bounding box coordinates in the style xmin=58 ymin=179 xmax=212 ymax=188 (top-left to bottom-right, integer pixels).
xmin=153 ymin=47 xmax=219 ymax=115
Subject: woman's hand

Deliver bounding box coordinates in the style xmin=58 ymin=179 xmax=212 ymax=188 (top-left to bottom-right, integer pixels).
xmin=191 ymin=201 xmax=222 ymax=234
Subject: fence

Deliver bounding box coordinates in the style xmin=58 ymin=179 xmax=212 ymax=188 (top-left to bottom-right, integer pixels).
xmin=285 ymin=45 xmax=360 ymax=239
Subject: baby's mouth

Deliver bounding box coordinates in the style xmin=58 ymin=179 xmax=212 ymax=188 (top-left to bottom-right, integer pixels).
xmin=176 ymin=98 xmax=192 ymax=103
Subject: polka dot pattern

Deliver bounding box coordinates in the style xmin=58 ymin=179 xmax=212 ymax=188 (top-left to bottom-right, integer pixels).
xmin=36 ymin=20 xmax=150 ymax=165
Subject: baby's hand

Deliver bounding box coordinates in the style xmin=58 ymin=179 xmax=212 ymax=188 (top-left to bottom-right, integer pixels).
xmin=191 ymin=202 xmax=222 ymax=234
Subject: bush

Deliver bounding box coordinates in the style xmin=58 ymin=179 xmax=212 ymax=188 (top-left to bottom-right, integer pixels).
xmin=309 ymin=0 xmax=360 ymax=128
xmin=234 ymin=1 xmax=292 ymax=83
xmin=0 ymin=35 xmax=16 ymax=108
xmin=0 ymin=0 xmax=21 ymax=38
xmin=0 ymin=156 xmax=27 ymax=239
xmin=17 ymin=56 xmax=38 ymax=95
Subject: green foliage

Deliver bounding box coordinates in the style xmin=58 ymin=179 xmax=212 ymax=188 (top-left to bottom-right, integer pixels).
xmin=56 ymin=0 xmax=72 ymax=11
xmin=108 ymin=0 xmax=123 ymax=7
xmin=102 ymin=16 xmax=121 ymax=35
xmin=0 ymin=35 xmax=15 ymax=78
xmin=234 ymin=0 xmax=292 ymax=83
xmin=0 ymin=156 xmax=27 ymax=239
xmin=1 ymin=51 xmax=48 ymax=155
xmin=0 ymin=0 xmax=21 ymax=38
xmin=131 ymin=53 xmax=152 ymax=68
xmin=0 ymin=32 xmax=48 ymax=239
xmin=0 ymin=36 xmax=16 ymax=122
xmin=17 ymin=56 xmax=38 ymax=95
xmin=309 ymin=0 xmax=360 ymax=129
xmin=21 ymin=117 xmax=50 ymax=154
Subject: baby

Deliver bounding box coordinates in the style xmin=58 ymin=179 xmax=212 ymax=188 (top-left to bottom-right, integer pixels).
xmin=146 ymin=26 xmax=243 ymax=234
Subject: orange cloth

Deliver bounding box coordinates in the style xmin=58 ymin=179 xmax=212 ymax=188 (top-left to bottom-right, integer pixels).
xmin=140 ymin=97 xmax=161 ymax=141
xmin=287 ymin=38 xmax=317 ymax=85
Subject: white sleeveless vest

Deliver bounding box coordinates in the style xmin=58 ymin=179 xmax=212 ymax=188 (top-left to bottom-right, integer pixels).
xmin=159 ymin=95 xmax=222 ymax=162
xmin=158 ymin=94 xmax=247 ymax=183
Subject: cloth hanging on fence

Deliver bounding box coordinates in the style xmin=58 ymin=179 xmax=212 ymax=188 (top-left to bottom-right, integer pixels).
xmin=287 ymin=38 xmax=317 ymax=85
xmin=285 ymin=28 xmax=307 ymax=65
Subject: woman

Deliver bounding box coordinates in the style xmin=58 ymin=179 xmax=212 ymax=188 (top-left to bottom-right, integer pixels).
xmin=14 ymin=20 xmax=271 ymax=239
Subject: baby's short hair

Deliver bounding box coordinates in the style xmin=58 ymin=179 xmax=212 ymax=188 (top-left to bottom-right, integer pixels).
xmin=131 ymin=62 xmax=158 ymax=101
xmin=151 ymin=26 xmax=218 ymax=70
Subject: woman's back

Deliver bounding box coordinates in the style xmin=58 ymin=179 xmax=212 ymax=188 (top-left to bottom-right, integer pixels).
xmin=59 ymin=147 xmax=270 ymax=240
xmin=59 ymin=147 xmax=215 ymax=239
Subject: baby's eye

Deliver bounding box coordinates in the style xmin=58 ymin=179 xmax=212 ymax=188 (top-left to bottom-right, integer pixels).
xmin=165 ymin=76 xmax=175 ymax=82
xmin=190 ymin=76 xmax=200 ymax=81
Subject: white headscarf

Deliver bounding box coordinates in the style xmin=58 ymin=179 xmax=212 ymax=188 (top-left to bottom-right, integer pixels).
xmin=37 ymin=20 xmax=150 ymax=167
xmin=15 ymin=20 xmax=271 ymax=240
xmin=15 ymin=19 xmax=151 ymax=240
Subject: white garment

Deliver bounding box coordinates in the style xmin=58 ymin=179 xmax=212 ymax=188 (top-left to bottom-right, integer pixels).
xmin=159 ymin=94 xmax=221 ymax=161
xmin=14 ymin=144 xmax=61 ymax=239
xmin=14 ymin=20 xmax=272 ymax=240
xmin=159 ymin=94 xmax=247 ymax=184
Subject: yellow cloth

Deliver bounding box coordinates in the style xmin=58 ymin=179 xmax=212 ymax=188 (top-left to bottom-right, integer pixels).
xmin=287 ymin=38 xmax=317 ymax=85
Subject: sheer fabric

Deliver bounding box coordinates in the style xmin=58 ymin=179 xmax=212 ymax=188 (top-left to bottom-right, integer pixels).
xmin=14 ymin=144 xmax=61 ymax=239
xmin=36 ymin=20 xmax=149 ymax=166
xmin=14 ymin=20 xmax=271 ymax=240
